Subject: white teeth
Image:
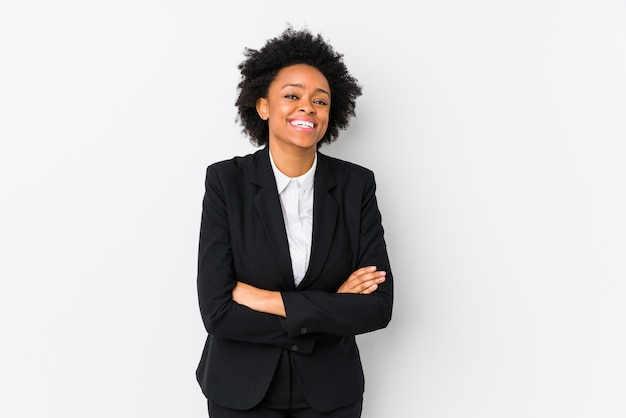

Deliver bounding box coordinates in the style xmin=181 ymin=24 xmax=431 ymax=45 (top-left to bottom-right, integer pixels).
xmin=291 ymin=120 xmax=314 ymax=128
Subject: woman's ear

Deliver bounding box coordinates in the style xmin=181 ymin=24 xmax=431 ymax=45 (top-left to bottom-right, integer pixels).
xmin=256 ymin=98 xmax=269 ymax=120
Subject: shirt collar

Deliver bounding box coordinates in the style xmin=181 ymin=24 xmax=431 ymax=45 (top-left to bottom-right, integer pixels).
xmin=269 ymin=151 xmax=317 ymax=194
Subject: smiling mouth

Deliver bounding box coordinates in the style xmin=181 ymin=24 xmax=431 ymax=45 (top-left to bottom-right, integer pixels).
xmin=290 ymin=120 xmax=315 ymax=128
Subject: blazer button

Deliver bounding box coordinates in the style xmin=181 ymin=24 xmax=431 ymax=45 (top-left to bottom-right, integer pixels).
xmin=300 ymin=327 xmax=308 ymax=334
xmin=290 ymin=344 xmax=299 ymax=352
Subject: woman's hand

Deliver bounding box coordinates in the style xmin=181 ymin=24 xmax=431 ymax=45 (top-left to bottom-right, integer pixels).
xmin=337 ymin=266 xmax=386 ymax=294
xmin=232 ymin=281 xmax=286 ymax=317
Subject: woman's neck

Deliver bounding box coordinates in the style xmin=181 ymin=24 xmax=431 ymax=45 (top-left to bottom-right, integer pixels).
xmin=269 ymin=143 xmax=316 ymax=178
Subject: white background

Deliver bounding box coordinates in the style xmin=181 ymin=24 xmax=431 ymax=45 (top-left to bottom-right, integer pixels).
xmin=1 ymin=1 xmax=625 ymax=417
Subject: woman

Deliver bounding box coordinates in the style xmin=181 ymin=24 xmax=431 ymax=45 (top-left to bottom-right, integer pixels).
xmin=196 ymin=27 xmax=394 ymax=417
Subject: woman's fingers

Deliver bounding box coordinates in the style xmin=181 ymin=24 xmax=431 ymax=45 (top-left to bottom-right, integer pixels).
xmin=356 ymin=271 xmax=386 ymax=294
xmin=338 ymin=266 xmax=386 ymax=294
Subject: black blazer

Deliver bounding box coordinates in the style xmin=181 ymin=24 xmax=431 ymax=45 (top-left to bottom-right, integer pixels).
xmin=196 ymin=146 xmax=393 ymax=412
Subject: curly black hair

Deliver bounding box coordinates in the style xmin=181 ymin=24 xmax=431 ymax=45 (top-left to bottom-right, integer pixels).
xmin=235 ymin=26 xmax=363 ymax=148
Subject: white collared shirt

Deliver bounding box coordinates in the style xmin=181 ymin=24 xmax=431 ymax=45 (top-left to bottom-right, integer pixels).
xmin=269 ymin=151 xmax=316 ymax=287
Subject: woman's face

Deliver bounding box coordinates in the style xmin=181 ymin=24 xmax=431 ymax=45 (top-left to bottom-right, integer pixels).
xmin=256 ymin=64 xmax=331 ymax=154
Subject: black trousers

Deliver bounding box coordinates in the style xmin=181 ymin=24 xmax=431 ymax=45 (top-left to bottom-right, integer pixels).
xmin=207 ymin=350 xmax=362 ymax=418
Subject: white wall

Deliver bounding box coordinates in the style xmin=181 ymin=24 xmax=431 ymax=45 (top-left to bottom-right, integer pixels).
xmin=1 ymin=1 xmax=625 ymax=417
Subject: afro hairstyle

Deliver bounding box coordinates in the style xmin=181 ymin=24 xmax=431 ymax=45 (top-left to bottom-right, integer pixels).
xmin=235 ymin=26 xmax=363 ymax=148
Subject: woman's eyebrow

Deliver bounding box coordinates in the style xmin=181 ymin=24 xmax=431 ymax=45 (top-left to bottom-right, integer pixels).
xmin=281 ymin=83 xmax=330 ymax=96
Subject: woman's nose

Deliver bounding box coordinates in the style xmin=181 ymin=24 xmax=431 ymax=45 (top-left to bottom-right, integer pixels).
xmin=299 ymin=101 xmax=314 ymax=113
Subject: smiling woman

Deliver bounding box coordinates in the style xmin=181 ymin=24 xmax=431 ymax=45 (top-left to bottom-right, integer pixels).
xmin=195 ymin=26 xmax=394 ymax=418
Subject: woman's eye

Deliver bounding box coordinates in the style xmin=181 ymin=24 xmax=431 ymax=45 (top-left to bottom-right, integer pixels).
xmin=285 ymin=94 xmax=298 ymax=99
xmin=314 ymin=99 xmax=328 ymax=106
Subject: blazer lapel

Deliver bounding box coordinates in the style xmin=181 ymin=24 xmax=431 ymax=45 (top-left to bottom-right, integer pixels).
xmin=250 ymin=148 xmax=295 ymax=288
xmin=300 ymin=152 xmax=338 ymax=287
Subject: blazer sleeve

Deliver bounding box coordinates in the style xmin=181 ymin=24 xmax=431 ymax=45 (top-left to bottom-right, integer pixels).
xmin=197 ymin=165 xmax=316 ymax=353
xmin=280 ymin=170 xmax=393 ymax=338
